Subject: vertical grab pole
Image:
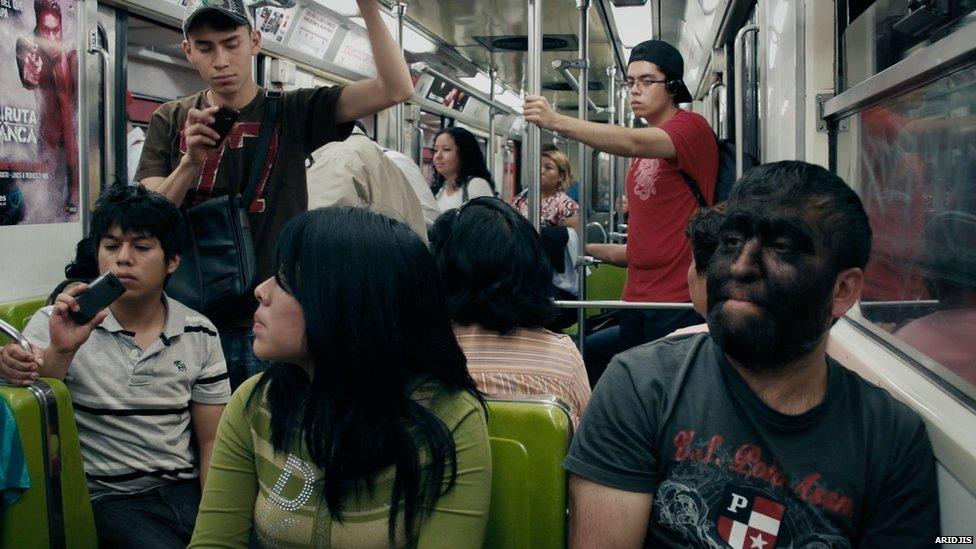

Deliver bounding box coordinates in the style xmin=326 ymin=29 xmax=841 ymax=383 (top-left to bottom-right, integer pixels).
xmin=488 ymin=65 xmax=497 ymax=185
xmin=606 ymin=64 xmax=617 ymax=237
xmin=393 ymin=2 xmax=407 ymax=153
xmin=617 ymin=86 xmax=627 ymax=231
xmin=576 ymin=0 xmax=590 ymax=352
xmin=734 ymin=24 xmax=758 ymax=179
xmin=526 ymin=0 xmax=543 ymax=231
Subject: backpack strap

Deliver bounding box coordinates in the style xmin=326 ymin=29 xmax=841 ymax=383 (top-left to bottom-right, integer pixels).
xmin=679 ymin=171 xmax=709 ymax=208
xmin=461 ymin=178 xmax=470 ymax=202
xmin=242 ymin=89 xmax=281 ymax=206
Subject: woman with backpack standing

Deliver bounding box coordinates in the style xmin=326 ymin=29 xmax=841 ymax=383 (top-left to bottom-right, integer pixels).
xmin=432 ymin=127 xmax=494 ymax=211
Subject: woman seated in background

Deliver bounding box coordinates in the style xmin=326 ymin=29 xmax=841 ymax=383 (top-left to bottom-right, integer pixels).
xmin=430 ymin=198 xmax=590 ymax=426
xmin=432 ymin=127 xmax=495 ymax=211
xmin=190 ymin=208 xmax=492 ymax=548
xmin=512 ymin=147 xmax=580 ymax=230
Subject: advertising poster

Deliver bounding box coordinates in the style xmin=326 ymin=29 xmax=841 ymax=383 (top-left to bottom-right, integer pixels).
xmin=0 ymin=0 xmax=80 ymax=225
xmin=333 ymin=28 xmax=376 ymax=77
xmin=256 ymin=5 xmax=296 ymax=44
xmin=288 ymin=8 xmax=338 ymax=59
xmin=426 ymin=77 xmax=470 ymax=112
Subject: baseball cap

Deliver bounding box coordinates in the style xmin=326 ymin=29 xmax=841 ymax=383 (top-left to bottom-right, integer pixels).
xmin=182 ymin=0 xmax=253 ymax=36
xmin=627 ymin=39 xmax=693 ymax=104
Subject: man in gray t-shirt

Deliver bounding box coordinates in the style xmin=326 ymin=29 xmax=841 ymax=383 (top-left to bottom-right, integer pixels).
xmin=565 ymin=161 xmax=939 ymax=548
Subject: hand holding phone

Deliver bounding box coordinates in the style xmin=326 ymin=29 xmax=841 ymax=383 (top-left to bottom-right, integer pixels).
xmin=209 ymin=106 xmax=240 ymax=146
xmin=70 ymin=272 xmax=126 ymax=325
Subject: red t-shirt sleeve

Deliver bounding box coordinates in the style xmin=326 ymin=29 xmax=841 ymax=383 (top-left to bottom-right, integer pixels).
xmin=660 ymin=111 xmax=719 ymax=204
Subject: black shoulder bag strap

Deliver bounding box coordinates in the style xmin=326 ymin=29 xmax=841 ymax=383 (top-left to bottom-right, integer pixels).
xmin=680 ymin=171 xmax=709 ymax=208
xmin=461 ymin=177 xmax=470 ymax=202
xmin=241 ymin=89 xmax=281 ymax=207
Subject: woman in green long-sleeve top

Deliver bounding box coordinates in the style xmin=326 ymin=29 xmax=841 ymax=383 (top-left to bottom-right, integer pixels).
xmin=189 ymin=207 xmax=492 ymax=548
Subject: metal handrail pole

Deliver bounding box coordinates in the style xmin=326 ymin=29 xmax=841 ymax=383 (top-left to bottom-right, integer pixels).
xmin=555 ymin=300 xmax=695 ymax=310
xmin=392 ymin=2 xmax=407 ymax=153
xmin=712 ymin=82 xmax=726 ymax=139
xmin=706 ymin=80 xmax=721 ymax=130
xmin=553 ymin=63 xmax=604 ymax=113
xmin=606 ymin=65 xmax=617 ymax=236
xmin=616 ymin=86 xmax=627 ymax=234
xmin=88 ymin=23 xmax=113 ymax=189
xmin=526 ymin=0 xmax=542 ymax=230
xmin=488 ymin=65 xmax=497 ymax=182
xmin=733 ymin=24 xmax=758 ymax=178
xmin=576 ymin=0 xmax=590 ymax=353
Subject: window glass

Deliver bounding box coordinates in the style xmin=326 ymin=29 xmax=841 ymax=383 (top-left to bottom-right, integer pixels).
xmin=836 ymin=64 xmax=976 ymax=401
xmin=843 ymin=0 xmax=976 ymax=90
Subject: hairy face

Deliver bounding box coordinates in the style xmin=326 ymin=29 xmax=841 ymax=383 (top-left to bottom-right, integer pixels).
xmin=706 ymin=206 xmax=837 ymax=371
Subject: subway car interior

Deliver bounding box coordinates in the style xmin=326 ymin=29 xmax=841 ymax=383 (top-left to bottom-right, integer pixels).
xmin=0 ymin=0 xmax=974 ymax=546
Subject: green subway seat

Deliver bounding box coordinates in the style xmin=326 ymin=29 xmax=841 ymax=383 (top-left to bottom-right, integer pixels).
xmin=484 ymin=397 xmax=573 ymax=549
xmin=1 ymin=379 xmax=97 ymax=548
xmin=0 ymin=296 xmax=46 ymax=346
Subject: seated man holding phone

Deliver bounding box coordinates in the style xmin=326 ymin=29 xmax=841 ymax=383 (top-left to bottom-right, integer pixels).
xmin=0 ymin=183 xmax=231 ymax=548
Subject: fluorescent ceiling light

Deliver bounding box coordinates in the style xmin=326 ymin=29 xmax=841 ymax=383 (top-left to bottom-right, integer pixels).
xmin=314 ymin=0 xmax=359 ymax=16
xmin=349 ymin=13 xmax=436 ymax=53
xmin=496 ymin=90 xmax=523 ymax=113
xmin=609 ymin=3 xmax=653 ymax=48
xmin=460 ymin=72 xmax=492 ymax=95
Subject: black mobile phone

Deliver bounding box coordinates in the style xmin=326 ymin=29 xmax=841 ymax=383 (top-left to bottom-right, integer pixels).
xmin=209 ymin=106 xmax=240 ymax=145
xmin=70 ymin=272 xmax=126 ymax=325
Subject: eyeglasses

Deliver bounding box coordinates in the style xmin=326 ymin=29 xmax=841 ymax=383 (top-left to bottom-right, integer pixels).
xmin=625 ymin=78 xmax=667 ymax=91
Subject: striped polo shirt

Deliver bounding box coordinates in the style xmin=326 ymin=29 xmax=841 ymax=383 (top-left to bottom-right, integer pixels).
xmin=453 ymin=324 xmax=591 ymax=426
xmin=23 ymin=295 xmax=231 ymax=498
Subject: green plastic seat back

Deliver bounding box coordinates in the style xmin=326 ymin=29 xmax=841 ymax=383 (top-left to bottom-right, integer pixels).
xmin=563 ymin=264 xmax=628 ymax=335
xmin=1 ymin=380 xmax=98 ymax=548
xmin=0 ymin=296 xmax=47 ymax=346
xmin=484 ymin=397 xmax=573 ymax=549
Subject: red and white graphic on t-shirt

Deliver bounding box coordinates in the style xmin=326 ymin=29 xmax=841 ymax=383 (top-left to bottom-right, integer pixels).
xmin=179 ymin=121 xmax=280 ymax=213
xmin=631 ymin=158 xmax=660 ymax=201
xmin=716 ymin=488 xmax=784 ymax=549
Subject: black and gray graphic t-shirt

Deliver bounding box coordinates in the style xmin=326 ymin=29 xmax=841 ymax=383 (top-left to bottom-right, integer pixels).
xmin=565 ymin=334 xmax=939 ymax=548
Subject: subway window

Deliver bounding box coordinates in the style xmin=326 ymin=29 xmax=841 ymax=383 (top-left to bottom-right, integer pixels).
xmin=836 ymin=64 xmax=976 ymax=399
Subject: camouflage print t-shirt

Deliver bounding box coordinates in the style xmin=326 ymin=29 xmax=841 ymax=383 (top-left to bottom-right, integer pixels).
xmin=564 ymin=334 xmax=940 ymax=548
xmin=136 ymin=87 xmax=353 ymax=326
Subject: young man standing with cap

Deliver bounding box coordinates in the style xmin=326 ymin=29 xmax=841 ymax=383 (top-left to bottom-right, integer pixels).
xmin=524 ymin=40 xmax=718 ymax=371
xmin=137 ymin=0 xmax=414 ymax=389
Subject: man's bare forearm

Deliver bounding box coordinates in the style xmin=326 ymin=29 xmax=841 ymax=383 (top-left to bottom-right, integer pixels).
xmin=587 ymin=243 xmax=628 ymax=267
xmin=551 ymin=115 xmax=674 ymax=159
xmin=142 ymin=157 xmax=203 ymax=206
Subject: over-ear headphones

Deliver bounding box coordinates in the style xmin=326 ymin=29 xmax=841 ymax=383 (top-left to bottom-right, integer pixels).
xmin=665 ymin=79 xmax=683 ymax=96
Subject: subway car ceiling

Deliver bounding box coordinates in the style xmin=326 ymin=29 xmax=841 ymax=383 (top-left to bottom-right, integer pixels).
xmin=109 ymin=0 xmax=735 ymax=133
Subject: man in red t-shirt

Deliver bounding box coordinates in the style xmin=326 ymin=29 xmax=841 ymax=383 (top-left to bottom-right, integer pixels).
xmin=524 ymin=40 xmax=718 ymax=364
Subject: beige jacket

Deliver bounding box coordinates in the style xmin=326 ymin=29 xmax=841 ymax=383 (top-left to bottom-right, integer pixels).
xmin=306 ymin=131 xmax=427 ymax=241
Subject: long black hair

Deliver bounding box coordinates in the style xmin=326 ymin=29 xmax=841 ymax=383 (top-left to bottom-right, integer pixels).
xmin=430 ymin=127 xmax=494 ymax=196
xmin=429 ymin=198 xmax=556 ymax=333
xmin=252 ymin=207 xmax=481 ymax=542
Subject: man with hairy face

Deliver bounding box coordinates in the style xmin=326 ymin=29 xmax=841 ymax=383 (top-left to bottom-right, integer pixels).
xmin=564 ymin=161 xmax=939 ymax=548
